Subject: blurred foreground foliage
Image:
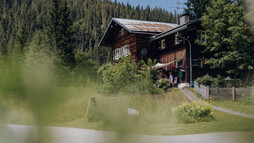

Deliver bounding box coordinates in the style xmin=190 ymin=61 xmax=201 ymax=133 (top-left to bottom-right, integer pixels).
xmin=0 ymin=31 xmax=99 ymax=97
xmin=0 ymin=30 xmax=100 ymax=126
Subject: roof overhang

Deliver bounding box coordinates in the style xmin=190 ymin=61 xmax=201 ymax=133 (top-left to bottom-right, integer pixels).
xmin=151 ymin=19 xmax=201 ymax=41
xmin=99 ymin=18 xmax=179 ymax=47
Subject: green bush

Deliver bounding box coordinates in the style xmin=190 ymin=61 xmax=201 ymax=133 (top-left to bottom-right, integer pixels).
xmin=196 ymin=74 xmax=214 ymax=87
xmin=99 ymin=56 xmax=162 ymax=95
xmin=132 ymin=78 xmax=164 ymax=95
xmin=74 ymin=50 xmax=98 ymax=86
xmin=99 ymin=56 xmax=137 ymax=95
xmin=174 ymin=102 xmax=214 ymax=123
xmin=196 ymin=74 xmax=224 ymax=87
xmin=157 ymin=79 xmax=168 ymax=90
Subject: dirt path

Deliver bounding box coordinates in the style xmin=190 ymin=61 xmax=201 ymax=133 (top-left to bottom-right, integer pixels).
xmin=180 ymin=88 xmax=254 ymax=119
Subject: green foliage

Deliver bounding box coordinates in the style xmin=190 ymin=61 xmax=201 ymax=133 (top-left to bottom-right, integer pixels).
xmin=201 ymin=0 xmax=254 ymax=81
xmin=196 ymin=74 xmax=225 ymax=87
xmin=0 ymin=60 xmax=25 ymax=97
xmin=157 ymin=79 xmax=168 ymax=90
xmin=174 ymin=102 xmax=214 ymax=123
xmin=74 ymin=50 xmax=98 ymax=86
xmin=196 ymin=74 xmax=215 ymax=86
xmin=0 ymin=0 xmax=178 ymax=65
xmin=184 ymin=0 xmax=211 ymax=19
xmin=100 ymin=57 xmax=163 ymax=95
xmin=100 ymin=56 xmax=137 ymax=95
xmin=246 ymin=0 xmax=254 ymax=34
xmin=47 ymin=0 xmax=75 ymax=66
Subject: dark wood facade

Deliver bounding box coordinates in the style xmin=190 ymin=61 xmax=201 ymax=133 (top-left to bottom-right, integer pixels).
xmin=154 ymin=20 xmax=217 ymax=82
xmin=99 ymin=19 xmax=159 ymax=62
xmin=111 ymin=29 xmax=156 ymax=62
xmin=99 ymin=18 xmax=216 ymax=83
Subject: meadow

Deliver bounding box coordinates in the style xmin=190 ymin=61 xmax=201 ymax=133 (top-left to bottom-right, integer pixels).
xmin=1 ymin=85 xmax=254 ymax=135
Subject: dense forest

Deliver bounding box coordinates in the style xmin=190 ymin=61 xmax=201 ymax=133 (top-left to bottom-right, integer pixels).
xmin=0 ymin=0 xmax=178 ymax=64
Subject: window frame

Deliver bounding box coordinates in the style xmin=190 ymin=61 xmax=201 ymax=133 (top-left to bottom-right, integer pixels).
xmin=175 ymin=33 xmax=183 ymax=45
xmin=114 ymin=45 xmax=130 ymax=61
xmin=161 ymin=39 xmax=166 ymax=49
xmin=114 ymin=48 xmax=120 ymax=60
xmin=197 ymin=30 xmax=207 ymax=43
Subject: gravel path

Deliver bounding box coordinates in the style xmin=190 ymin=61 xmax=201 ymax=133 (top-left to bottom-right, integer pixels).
xmin=180 ymin=88 xmax=254 ymax=119
xmin=2 ymin=125 xmax=254 ymax=143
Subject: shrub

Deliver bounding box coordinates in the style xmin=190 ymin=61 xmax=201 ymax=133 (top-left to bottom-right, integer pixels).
xmin=196 ymin=74 xmax=214 ymax=87
xmin=174 ymin=102 xmax=214 ymax=123
xmin=132 ymin=78 xmax=164 ymax=95
xmin=157 ymin=79 xmax=168 ymax=90
xmin=74 ymin=50 xmax=98 ymax=86
xmin=100 ymin=56 xmax=137 ymax=95
xmin=196 ymin=74 xmax=224 ymax=87
xmin=99 ymin=56 xmax=162 ymax=95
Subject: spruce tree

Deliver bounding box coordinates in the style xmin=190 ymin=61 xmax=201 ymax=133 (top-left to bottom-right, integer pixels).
xmin=0 ymin=24 xmax=7 ymax=56
xmin=201 ymin=0 xmax=254 ymax=80
xmin=47 ymin=0 xmax=75 ymax=66
xmin=184 ymin=0 xmax=211 ymax=19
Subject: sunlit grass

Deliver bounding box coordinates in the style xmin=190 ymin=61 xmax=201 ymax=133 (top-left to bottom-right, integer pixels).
xmin=2 ymin=87 xmax=254 ymax=135
xmin=210 ymin=100 xmax=254 ymax=115
xmin=188 ymin=87 xmax=254 ymax=115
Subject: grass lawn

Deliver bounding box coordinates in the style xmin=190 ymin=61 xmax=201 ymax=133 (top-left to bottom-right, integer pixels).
xmin=1 ymin=87 xmax=254 ymax=135
xmin=209 ymin=100 xmax=254 ymax=115
xmin=188 ymin=87 xmax=254 ymax=115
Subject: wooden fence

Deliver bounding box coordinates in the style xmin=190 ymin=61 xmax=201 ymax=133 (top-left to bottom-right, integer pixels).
xmin=194 ymin=81 xmax=253 ymax=100
xmin=194 ymin=81 xmax=209 ymax=100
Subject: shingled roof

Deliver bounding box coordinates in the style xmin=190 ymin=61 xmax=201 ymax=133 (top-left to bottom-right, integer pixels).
xmin=113 ymin=18 xmax=178 ymax=33
xmin=99 ymin=18 xmax=178 ymax=46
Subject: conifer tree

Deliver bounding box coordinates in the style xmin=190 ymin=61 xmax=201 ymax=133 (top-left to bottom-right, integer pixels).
xmin=47 ymin=0 xmax=75 ymax=66
xmin=201 ymin=0 xmax=254 ymax=80
xmin=0 ymin=25 xmax=7 ymax=56
xmin=184 ymin=0 xmax=211 ymax=19
xmin=0 ymin=0 xmax=178 ymax=65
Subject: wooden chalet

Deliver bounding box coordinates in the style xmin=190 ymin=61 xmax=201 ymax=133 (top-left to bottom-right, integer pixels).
xmin=99 ymin=18 xmax=178 ymax=62
xmin=151 ymin=15 xmax=208 ymax=83
xmin=99 ymin=15 xmax=214 ymax=83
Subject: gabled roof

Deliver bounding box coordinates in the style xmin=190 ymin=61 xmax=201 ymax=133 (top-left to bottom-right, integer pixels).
xmin=152 ymin=19 xmax=200 ymax=41
xmin=99 ymin=18 xmax=178 ymax=47
xmin=113 ymin=18 xmax=178 ymax=33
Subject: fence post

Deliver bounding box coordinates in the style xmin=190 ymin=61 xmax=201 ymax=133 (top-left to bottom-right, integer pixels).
xmin=232 ymin=87 xmax=235 ymax=101
xmin=206 ymin=86 xmax=210 ymax=100
xmin=85 ymin=97 xmax=96 ymax=119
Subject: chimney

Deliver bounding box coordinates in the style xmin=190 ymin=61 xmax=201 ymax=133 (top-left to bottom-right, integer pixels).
xmin=180 ymin=14 xmax=190 ymax=25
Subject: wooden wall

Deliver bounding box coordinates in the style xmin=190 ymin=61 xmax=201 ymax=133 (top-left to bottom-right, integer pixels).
xmin=112 ymin=29 xmax=137 ymax=60
xmin=136 ymin=34 xmax=156 ymax=62
xmin=111 ymin=29 xmax=156 ymax=62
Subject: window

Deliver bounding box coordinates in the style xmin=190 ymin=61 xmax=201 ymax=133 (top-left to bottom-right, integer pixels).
xmin=114 ymin=49 xmax=120 ymax=60
xmin=123 ymin=45 xmax=130 ymax=56
xmin=119 ymin=28 xmax=124 ymax=36
xmin=120 ymin=47 xmax=123 ymax=56
xmin=175 ymin=34 xmax=183 ymax=45
xmin=113 ymin=45 xmax=130 ymax=61
xmin=192 ymin=59 xmax=203 ymax=68
xmin=197 ymin=30 xmax=207 ymax=43
xmin=157 ymin=40 xmax=161 ymax=49
xmin=161 ymin=39 xmax=166 ymax=49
